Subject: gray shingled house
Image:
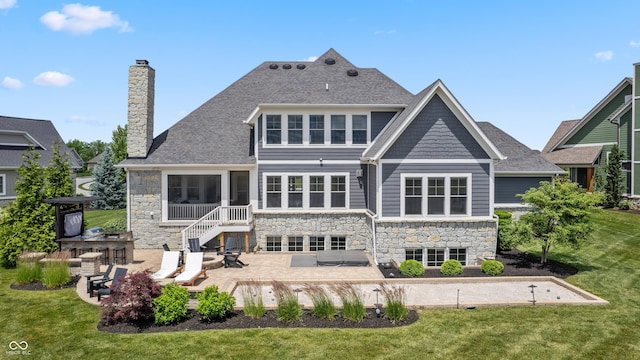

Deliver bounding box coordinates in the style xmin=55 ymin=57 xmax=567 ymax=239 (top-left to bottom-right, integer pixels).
xmin=0 ymin=116 xmax=83 ymax=207
xmin=120 ymin=49 xmax=563 ymax=266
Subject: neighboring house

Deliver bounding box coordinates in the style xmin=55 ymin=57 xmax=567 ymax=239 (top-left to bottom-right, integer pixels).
xmin=0 ymin=116 xmax=83 ymax=207
xmin=120 ymin=50 xmax=562 ymax=266
xmin=86 ymin=153 xmax=103 ymax=171
xmin=543 ymin=63 xmax=640 ymax=200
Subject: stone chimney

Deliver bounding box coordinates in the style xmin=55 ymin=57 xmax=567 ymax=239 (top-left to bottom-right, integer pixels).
xmin=127 ymin=59 xmax=155 ymax=158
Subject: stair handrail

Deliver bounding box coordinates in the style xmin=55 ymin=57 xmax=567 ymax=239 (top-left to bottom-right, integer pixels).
xmin=181 ymin=205 xmax=252 ymax=250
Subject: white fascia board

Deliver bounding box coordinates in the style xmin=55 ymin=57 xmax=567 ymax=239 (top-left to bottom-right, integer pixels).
xmin=495 ymin=171 xmax=566 ymax=176
xmin=552 ymin=78 xmax=632 ymax=151
xmin=370 ymin=81 xmax=505 ymax=161
xmin=119 ymin=164 xmax=256 ymax=170
xmin=0 ymin=130 xmax=47 ymax=150
xmin=243 ymin=106 xmax=262 ymax=125
xmin=376 ymin=216 xmax=495 ymax=222
xmin=244 ymin=104 xmax=406 ymax=125
xmin=379 ymin=158 xmax=492 ymax=164
xmin=558 ymin=142 xmax=615 ymax=149
xmin=258 ymin=160 xmax=361 ymax=165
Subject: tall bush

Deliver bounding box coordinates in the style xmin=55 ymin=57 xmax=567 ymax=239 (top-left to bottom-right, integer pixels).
xmin=101 ymin=270 xmax=162 ymax=325
xmin=196 ymin=285 xmax=236 ymax=321
xmin=153 ymin=283 xmax=190 ymax=325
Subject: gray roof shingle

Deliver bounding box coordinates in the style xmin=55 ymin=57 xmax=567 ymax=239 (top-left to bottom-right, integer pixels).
xmin=477 ymin=122 xmax=565 ymax=174
xmin=540 ymin=145 xmax=602 ymax=166
xmin=0 ymin=116 xmax=82 ymax=169
xmin=121 ymin=49 xmax=414 ymax=166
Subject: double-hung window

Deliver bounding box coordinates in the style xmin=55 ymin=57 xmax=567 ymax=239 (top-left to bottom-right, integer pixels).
xmin=309 ymin=176 xmax=324 ymax=208
xmin=402 ymin=174 xmax=471 ymax=216
xmin=288 ymin=176 xmax=303 ymax=208
xmin=405 ymin=178 xmax=422 ymax=215
xmin=287 ymin=115 xmax=303 ymax=144
xmin=330 ymin=115 xmax=346 ymax=144
xmin=266 ymin=115 xmax=281 ymax=144
xmin=266 ymin=176 xmax=282 ymax=208
xmin=331 ymin=176 xmax=346 ymax=208
xmin=352 ymin=115 xmax=367 ymax=144
xmin=309 ymin=115 xmax=324 ymax=144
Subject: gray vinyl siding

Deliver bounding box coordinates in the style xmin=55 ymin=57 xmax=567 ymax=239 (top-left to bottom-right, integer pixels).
xmin=0 ymin=170 xmax=18 ymax=198
xmin=494 ymin=177 xmax=550 ymax=204
xmin=371 ymin=111 xmax=397 ymax=140
xmin=380 ymin=162 xmax=491 ymax=217
xmin=366 ymin=164 xmax=377 ymax=213
xmin=383 ymin=94 xmax=490 ymax=160
xmin=257 ymin=163 xmax=365 ymax=209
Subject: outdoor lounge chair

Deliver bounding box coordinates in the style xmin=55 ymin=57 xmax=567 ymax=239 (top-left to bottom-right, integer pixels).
xmin=151 ymin=251 xmax=181 ymax=279
xmin=187 ymin=238 xmax=206 ymax=252
xmin=96 ymin=267 xmax=128 ymax=301
xmin=86 ymin=263 xmax=113 ymax=296
xmin=216 ymin=237 xmax=247 ymax=268
xmin=162 ymin=243 xmax=171 ymax=251
xmin=174 ymin=252 xmax=206 ymax=286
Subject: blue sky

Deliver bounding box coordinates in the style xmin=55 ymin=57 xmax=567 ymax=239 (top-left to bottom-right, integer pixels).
xmin=2 ymin=0 xmax=640 ymax=151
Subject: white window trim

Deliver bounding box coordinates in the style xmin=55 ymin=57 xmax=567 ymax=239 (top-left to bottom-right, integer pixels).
xmin=400 ymin=173 xmax=472 ymax=217
xmin=161 ymin=170 xmax=229 ymax=222
xmin=0 ymin=174 xmax=5 ymax=196
xmin=262 ymin=112 xmax=370 ymax=147
xmin=262 ymin=172 xmax=350 ymax=210
xmin=425 ymin=247 xmax=467 ymax=267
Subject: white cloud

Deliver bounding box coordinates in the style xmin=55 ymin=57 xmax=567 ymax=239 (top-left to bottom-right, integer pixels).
xmin=40 ymin=4 xmax=131 ymax=34
xmin=374 ymin=29 xmax=397 ymax=35
xmin=33 ymin=71 xmax=74 ymax=86
xmin=302 ymin=56 xmax=318 ymax=62
xmin=630 ymin=40 xmax=640 ymax=48
xmin=2 ymin=76 xmax=23 ymax=89
xmin=0 ymin=0 xmax=17 ymax=9
xmin=594 ymin=50 xmax=614 ymax=62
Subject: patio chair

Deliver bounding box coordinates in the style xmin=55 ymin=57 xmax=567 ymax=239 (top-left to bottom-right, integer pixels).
xmin=188 ymin=238 xmax=206 ymax=252
xmin=96 ymin=267 xmax=128 ymax=301
xmin=216 ymin=237 xmax=247 ymax=268
xmin=86 ymin=263 xmax=113 ymax=295
xmin=162 ymin=243 xmax=171 ymax=252
xmin=174 ymin=252 xmax=206 ymax=286
xmin=151 ymin=251 xmax=181 ymax=279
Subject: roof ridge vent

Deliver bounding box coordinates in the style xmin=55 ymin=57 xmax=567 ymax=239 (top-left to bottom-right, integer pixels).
xmin=296 ymin=64 xmax=306 ymax=69
xmin=324 ymin=58 xmax=336 ymax=65
xmin=347 ymin=69 xmax=359 ymax=77
xmin=283 ymin=64 xmax=292 ymax=69
xmin=269 ymin=64 xmax=279 ymax=69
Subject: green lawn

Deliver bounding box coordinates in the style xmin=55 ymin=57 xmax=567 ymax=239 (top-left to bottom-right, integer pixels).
xmin=2 ymin=210 xmax=639 ymax=359
xmin=84 ymin=209 xmax=126 ymax=229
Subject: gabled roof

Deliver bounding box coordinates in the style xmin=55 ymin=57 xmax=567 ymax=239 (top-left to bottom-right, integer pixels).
xmin=477 ymin=122 xmax=565 ymax=174
xmin=121 ymin=49 xmax=414 ymax=166
xmin=542 ymin=119 xmax=579 ymax=153
xmin=540 ymin=145 xmax=603 ymax=166
xmin=361 ymin=80 xmax=504 ymax=161
xmin=544 ymin=77 xmax=632 ymax=153
xmin=0 ymin=116 xmax=82 ymax=169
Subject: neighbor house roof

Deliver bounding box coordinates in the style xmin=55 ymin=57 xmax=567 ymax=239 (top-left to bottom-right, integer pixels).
xmin=121 ymin=49 xmax=414 ymax=166
xmin=542 ymin=119 xmax=579 ymax=153
xmin=477 ymin=122 xmax=565 ymax=174
xmin=540 ymin=145 xmax=603 ymax=166
xmin=0 ymin=116 xmax=82 ymax=169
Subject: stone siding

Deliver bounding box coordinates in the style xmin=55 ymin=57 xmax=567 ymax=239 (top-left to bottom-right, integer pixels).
xmin=253 ymin=213 xmax=372 ymax=252
xmin=129 ymin=170 xmax=183 ymax=249
xmin=127 ymin=62 xmax=155 ymax=158
xmin=375 ymin=219 xmax=497 ymax=265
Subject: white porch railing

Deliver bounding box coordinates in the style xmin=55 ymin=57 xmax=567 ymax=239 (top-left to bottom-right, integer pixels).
xmin=181 ymin=204 xmax=253 ymax=250
xmin=169 ymin=203 xmax=219 ymax=220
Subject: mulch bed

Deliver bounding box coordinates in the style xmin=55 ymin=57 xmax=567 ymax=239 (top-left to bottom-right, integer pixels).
xmin=378 ymin=249 xmax=578 ymax=279
xmin=98 ymin=308 xmax=419 ymax=334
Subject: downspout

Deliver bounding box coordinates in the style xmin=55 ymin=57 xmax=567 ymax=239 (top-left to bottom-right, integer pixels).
xmin=492 ymin=212 xmax=500 ymax=257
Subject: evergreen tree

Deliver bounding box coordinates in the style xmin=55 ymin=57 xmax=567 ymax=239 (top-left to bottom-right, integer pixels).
xmin=0 ymin=149 xmax=57 ymax=266
xmin=90 ymin=147 xmax=126 ymax=209
xmin=44 ymin=141 xmax=75 ymax=199
xmin=604 ymin=144 xmax=625 ymax=208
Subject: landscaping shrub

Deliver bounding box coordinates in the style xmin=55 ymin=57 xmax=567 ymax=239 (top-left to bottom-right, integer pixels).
xmin=41 ymin=251 xmax=71 ymax=288
xmin=303 ymin=284 xmax=337 ymax=320
xmin=271 ymin=280 xmax=303 ymax=323
xmin=153 ymin=283 xmax=190 ymax=325
xmin=399 ymin=259 xmax=425 ymax=277
xmin=332 ymin=283 xmax=366 ymax=322
xmin=481 ymin=259 xmax=504 ymax=276
xmin=619 ymin=200 xmax=632 ymax=210
xmin=241 ymin=279 xmax=266 ymax=318
xmin=440 ymin=259 xmax=463 ymax=276
xmin=380 ymin=283 xmax=408 ymax=323
xmin=14 ymin=253 xmax=42 ymax=284
xmin=103 ymin=218 xmax=127 ymax=233
xmin=196 ymin=285 xmax=236 ymax=321
xmin=495 ymin=210 xmax=515 ymax=250
xmin=101 ymin=270 xmax=162 ymax=325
